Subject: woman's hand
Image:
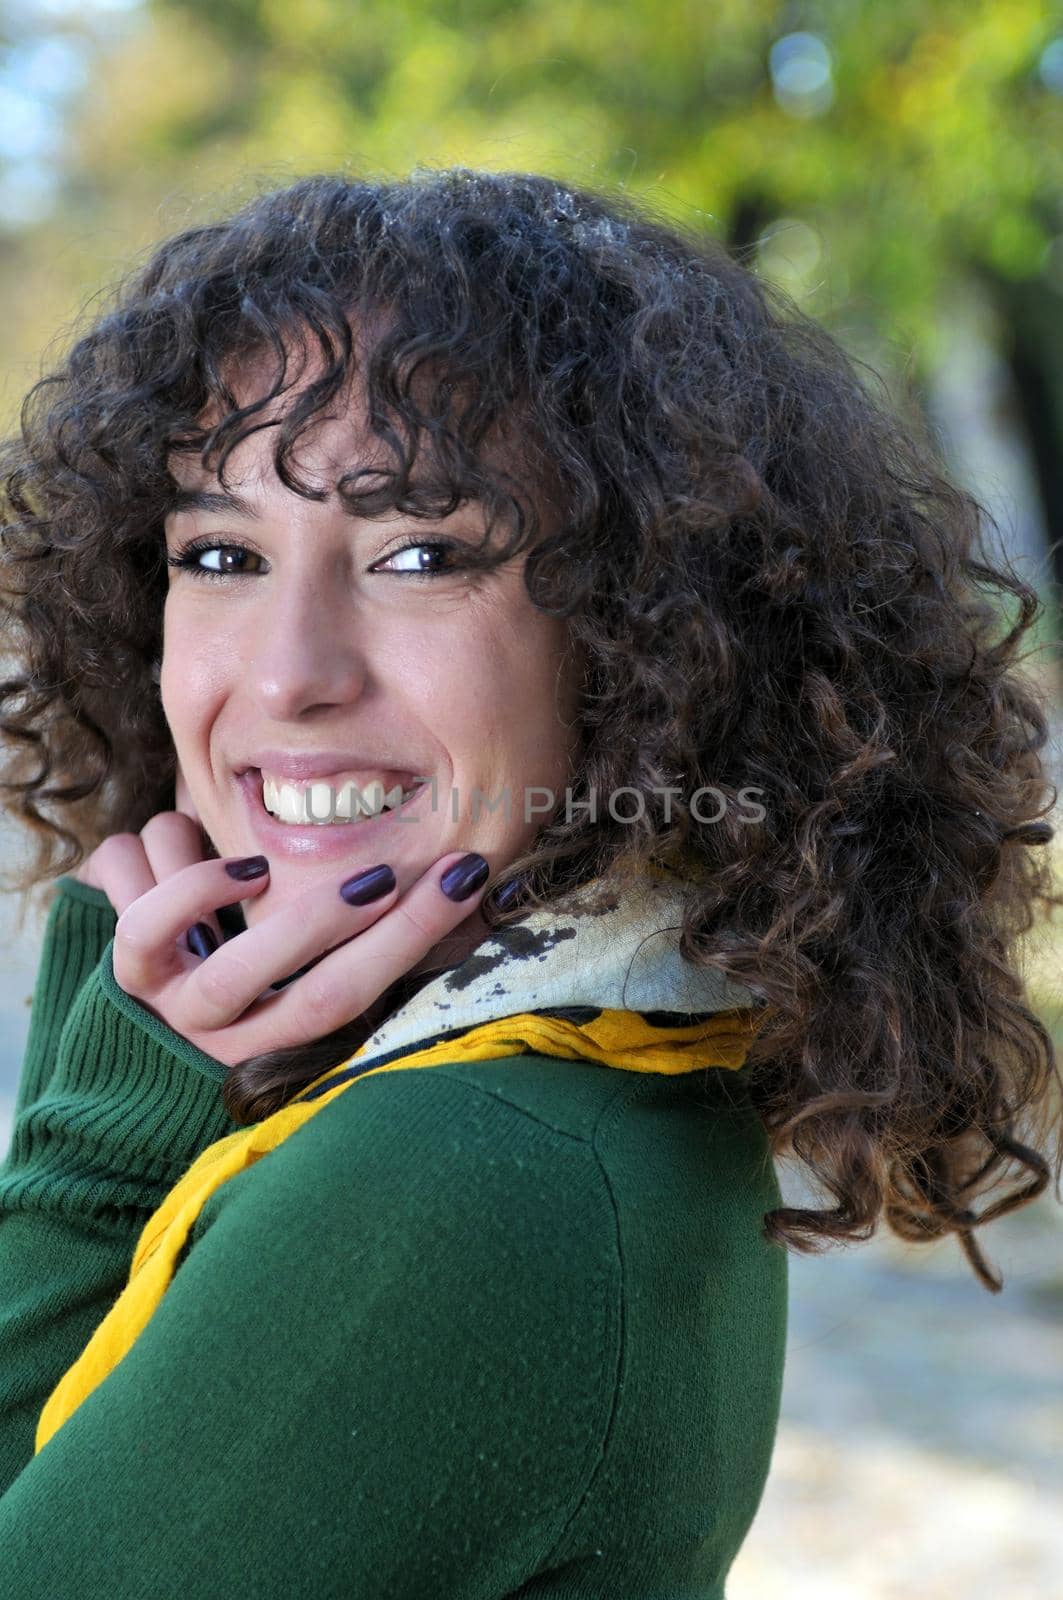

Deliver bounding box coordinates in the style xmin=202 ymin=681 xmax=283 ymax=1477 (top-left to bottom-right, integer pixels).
xmin=110 ymin=846 xmax=490 ymax=1068
xmin=72 ymin=763 xmax=491 ymax=1067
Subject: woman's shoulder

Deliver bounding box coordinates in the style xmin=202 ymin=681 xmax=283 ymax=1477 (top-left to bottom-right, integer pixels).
xmin=231 ymin=1053 xmax=783 ymax=1278
xmin=248 ymin=1053 xmax=625 ymax=1235
xmin=195 ymin=1054 xmax=662 ymax=1271
xmin=273 ymin=1050 xmax=762 ymax=1175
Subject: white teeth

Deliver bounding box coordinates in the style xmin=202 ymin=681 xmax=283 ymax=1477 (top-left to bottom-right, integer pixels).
xmin=358 ymin=780 xmax=385 ymax=817
xmin=260 ymin=775 xmax=421 ymax=826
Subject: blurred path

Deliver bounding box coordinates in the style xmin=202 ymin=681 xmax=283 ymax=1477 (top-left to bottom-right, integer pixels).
xmin=729 ymin=1172 xmax=1063 ymax=1599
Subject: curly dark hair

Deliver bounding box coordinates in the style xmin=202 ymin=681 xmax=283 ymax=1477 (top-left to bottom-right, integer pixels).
xmin=1 ymin=167 xmax=1060 ymax=1292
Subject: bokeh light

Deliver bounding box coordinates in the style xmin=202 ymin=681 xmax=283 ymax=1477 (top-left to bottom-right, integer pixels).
xmin=769 ymin=31 xmax=835 ymax=118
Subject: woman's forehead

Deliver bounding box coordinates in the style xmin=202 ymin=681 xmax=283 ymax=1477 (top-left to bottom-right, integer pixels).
xmin=166 ymin=311 xmax=561 ymax=526
xmin=166 ymin=401 xmax=394 ymax=503
xmin=168 ymin=382 xmax=553 ymax=526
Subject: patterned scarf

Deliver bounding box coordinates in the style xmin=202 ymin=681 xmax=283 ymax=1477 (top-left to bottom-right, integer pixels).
xmin=35 ymin=867 xmax=767 ymax=1453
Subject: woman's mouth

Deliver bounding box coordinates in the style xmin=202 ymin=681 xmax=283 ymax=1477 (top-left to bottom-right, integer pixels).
xmin=236 ymin=769 xmax=434 ymax=861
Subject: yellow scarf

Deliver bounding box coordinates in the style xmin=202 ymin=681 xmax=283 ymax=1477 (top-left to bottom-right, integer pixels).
xmin=35 ymin=871 xmax=767 ymax=1454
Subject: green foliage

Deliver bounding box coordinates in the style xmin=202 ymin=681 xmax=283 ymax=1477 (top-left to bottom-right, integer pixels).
xmin=0 ymin=0 xmax=1061 ymax=424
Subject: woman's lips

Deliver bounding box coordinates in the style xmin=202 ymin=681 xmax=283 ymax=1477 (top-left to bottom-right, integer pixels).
xmin=236 ymin=769 xmax=434 ymax=862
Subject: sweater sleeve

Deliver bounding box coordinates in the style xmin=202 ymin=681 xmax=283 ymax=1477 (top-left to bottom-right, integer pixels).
xmin=0 ymin=889 xmax=240 ymax=1495
xmin=0 ymin=1066 xmax=621 ymax=1599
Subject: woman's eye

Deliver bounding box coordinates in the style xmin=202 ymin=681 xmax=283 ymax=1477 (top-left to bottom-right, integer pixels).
xmin=166 ymin=541 xmax=261 ymax=580
xmin=375 ymin=540 xmax=463 ymax=576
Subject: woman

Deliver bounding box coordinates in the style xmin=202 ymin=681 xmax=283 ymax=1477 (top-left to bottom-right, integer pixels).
xmin=0 ymin=169 xmax=1058 ymax=1596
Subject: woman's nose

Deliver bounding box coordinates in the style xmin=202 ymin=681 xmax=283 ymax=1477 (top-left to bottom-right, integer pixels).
xmin=244 ymin=591 xmax=370 ymax=717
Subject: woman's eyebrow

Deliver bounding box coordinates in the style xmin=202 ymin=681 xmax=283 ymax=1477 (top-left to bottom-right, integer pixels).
xmin=167 ymin=488 xmax=261 ymax=520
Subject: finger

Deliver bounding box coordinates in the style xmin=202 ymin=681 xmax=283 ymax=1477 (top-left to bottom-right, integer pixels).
xmin=172 ymin=859 xmax=405 ymax=1031
xmin=196 ymin=851 xmax=490 ymax=1051
xmin=138 ymin=811 xmax=214 ymax=880
xmin=138 ymin=811 xmax=226 ymax=952
xmin=88 ymin=833 xmax=160 ymax=918
xmin=112 ymin=855 xmax=272 ymax=988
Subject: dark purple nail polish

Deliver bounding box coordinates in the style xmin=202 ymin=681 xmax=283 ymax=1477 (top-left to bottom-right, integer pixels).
xmin=225 ymin=855 xmax=269 ymax=881
xmin=186 ymin=921 xmax=218 ymax=959
xmin=339 ymin=863 xmax=396 ymax=906
xmin=440 ymin=853 xmax=489 ymax=902
xmin=494 ymin=876 xmax=525 ymax=912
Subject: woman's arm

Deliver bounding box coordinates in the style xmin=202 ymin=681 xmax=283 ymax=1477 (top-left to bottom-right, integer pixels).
xmin=0 ymin=920 xmax=239 ymax=1493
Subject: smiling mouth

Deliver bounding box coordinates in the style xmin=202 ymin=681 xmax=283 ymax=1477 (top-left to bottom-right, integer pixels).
xmin=239 ymin=769 xmax=430 ymax=828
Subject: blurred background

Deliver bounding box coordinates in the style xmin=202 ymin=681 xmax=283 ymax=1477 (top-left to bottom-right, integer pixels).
xmin=0 ymin=1 xmax=1061 ymax=1593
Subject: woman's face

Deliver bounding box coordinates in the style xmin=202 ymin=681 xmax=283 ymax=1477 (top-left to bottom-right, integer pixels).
xmin=160 ymin=354 xmax=583 ymax=975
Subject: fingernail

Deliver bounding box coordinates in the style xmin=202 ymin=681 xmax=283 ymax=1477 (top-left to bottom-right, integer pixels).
xmin=339 ymin=863 xmax=396 ymax=906
xmin=225 ymin=855 xmax=269 ymax=881
xmin=494 ymin=876 xmax=525 ymax=912
xmin=186 ymin=921 xmax=218 ymax=959
xmin=440 ymin=852 xmax=489 ymax=902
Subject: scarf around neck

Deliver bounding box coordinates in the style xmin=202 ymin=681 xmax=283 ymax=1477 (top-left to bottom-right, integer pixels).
xmin=35 ymin=866 xmax=767 ymax=1454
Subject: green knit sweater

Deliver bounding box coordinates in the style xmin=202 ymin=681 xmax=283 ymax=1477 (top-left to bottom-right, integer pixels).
xmin=0 ymin=875 xmax=787 ymax=1597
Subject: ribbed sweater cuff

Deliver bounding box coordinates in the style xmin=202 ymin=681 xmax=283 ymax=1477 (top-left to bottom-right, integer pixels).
xmin=0 ymin=940 xmax=239 ymax=1227
xmin=96 ymin=937 xmax=231 ymax=1088
xmin=50 ymin=876 xmax=114 ymax=912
